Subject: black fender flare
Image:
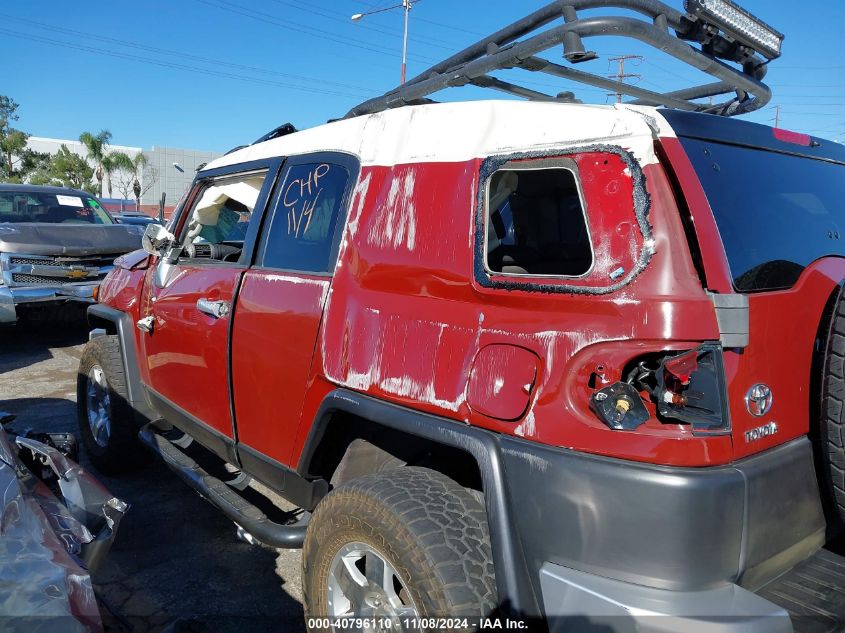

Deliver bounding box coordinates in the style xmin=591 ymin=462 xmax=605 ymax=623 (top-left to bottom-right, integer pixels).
xmin=297 ymin=388 xmax=541 ymax=620
xmin=86 ymin=304 xmax=156 ymax=423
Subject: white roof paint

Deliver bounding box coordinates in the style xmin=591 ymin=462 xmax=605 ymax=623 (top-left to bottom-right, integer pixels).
xmin=206 ymin=101 xmax=674 ymax=171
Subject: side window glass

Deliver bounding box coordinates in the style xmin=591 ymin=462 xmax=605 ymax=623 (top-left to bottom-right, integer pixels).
xmin=180 ymin=171 xmax=268 ymax=262
xmin=486 ymin=167 xmax=592 ymax=277
xmin=261 ymin=162 xmax=350 ymax=273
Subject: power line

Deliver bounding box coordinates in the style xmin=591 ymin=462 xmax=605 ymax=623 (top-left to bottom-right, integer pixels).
xmin=772 ymin=103 xmax=845 ymax=107
xmin=768 ymin=84 xmax=845 ymax=88
xmin=350 ymin=0 xmax=485 ymax=36
xmin=0 ymin=13 xmax=381 ymax=93
xmin=195 ymin=0 xmax=439 ymax=66
xmin=0 ymin=28 xmax=371 ymax=100
xmin=271 ymin=0 xmax=460 ymax=50
xmin=778 ymin=110 xmax=845 ymax=116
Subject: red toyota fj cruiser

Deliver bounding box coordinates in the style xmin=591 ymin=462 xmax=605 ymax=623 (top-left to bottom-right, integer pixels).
xmin=76 ymin=1 xmax=845 ymax=631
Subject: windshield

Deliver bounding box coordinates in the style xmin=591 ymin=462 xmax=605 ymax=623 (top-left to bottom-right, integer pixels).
xmin=0 ymin=191 xmax=114 ymax=225
xmin=680 ymin=138 xmax=845 ymax=292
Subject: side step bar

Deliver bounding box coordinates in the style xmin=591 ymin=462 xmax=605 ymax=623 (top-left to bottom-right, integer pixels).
xmin=138 ymin=424 xmax=308 ymax=549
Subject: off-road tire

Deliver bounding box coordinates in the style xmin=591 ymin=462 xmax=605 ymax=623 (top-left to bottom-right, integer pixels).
xmin=77 ymin=335 xmax=145 ymax=474
xmin=819 ymin=288 xmax=845 ymax=528
xmin=302 ymin=466 xmax=497 ymax=631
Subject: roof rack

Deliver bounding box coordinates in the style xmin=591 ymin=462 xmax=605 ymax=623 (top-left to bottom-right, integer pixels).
xmin=345 ymin=0 xmax=783 ymax=119
xmin=224 ymin=122 xmax=298 ymax=155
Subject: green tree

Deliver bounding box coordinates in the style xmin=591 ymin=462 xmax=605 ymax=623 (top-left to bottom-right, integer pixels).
xmin=113 ymin=152 xmax=156 ymax=210
xmin=102 ymin=151 xmax=134 ymax=198
xmin=0 ymin=95 xmax=30 ymax=181
xmin=19 ymin=149 xmax=52 ymax=184
xmin=78 ymin=129 xmax=112 ymax=196
xmin=45 ymin=145 xmax=96 ymax=193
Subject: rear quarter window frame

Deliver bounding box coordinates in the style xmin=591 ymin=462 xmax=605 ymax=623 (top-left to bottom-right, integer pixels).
xmin=473 ymin=146 xmax=655 ymax=296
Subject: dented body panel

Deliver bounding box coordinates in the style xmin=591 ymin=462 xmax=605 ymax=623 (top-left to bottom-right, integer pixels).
xmin=314 ymin=149 xmax=725 ymax=466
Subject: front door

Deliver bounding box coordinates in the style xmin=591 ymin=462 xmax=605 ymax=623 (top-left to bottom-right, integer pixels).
xmin=138 ymin=163 xmax=278 ymax=455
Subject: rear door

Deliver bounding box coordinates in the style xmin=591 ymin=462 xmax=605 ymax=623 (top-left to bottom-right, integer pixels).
xmin=138 ymin=160 xmax=280 ymax=457
xmin=231 ymin=153 xmax=357 ymax=471
xmin=665 ymin=121 xmax=845 ymax=459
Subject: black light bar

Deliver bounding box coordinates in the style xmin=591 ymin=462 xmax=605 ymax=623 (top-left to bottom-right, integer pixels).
xmin=685 ymin=0 xmax=784 ymax=59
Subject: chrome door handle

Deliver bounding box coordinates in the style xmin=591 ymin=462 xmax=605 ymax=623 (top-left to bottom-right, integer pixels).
xmin=196 ymin=298 xmax=230 ymax=319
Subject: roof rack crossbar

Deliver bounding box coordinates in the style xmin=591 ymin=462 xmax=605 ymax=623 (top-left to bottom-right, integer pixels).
xmin=345 ymin=0 xmax=777 ymax=119
xmin=470 ymin=75 xmax=559 ymax=101
xmin=628 ymin=80 xmax=736 ymax=106
xmin=524 ymin=57 xmax=702 ymax=110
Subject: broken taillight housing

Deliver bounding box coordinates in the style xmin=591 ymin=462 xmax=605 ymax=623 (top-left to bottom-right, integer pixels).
xmin=589 ymin=382 xmax=650 ymax=431
xmin=654 ymin=344 xmax=730 ymax=434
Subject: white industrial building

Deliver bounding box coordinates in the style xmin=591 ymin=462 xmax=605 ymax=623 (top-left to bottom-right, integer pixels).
xmin=26 ymin=137 xmax=221 ymax=210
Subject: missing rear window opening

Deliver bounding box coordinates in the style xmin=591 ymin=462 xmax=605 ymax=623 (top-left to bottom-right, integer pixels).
xmin=485 ymin=166 xmax=592 ymax=277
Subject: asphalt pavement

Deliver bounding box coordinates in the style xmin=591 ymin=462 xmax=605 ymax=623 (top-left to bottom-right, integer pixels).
xmin=0 ymin=312 xmax=305 ymax=633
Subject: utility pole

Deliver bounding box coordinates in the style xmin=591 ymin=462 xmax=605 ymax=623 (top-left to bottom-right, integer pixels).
xmin=352 ymin=0 xmax=414 ymax=85
xmin=401 ymin=0 xmax=410 ymax=84
xmin=607 ymin=55 xmax=642 ymax=103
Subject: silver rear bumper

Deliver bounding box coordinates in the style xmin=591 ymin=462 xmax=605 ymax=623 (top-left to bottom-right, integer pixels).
xmin=540 ymin=562 xmax=793 ymax=633
xmin=0 ymin=283 xmax=97 ymax=323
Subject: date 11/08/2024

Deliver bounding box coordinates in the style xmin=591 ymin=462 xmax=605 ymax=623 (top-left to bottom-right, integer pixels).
xmin=305 ymin=617 xmax=528 ymax=630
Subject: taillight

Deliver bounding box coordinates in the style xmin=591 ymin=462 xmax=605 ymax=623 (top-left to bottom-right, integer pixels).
xmin=589 ymin=382 xmax=650 ymax=430
xmin=654 ymin=344 xmax=730 ymax=434
xmin=589 ymin=344 xmax=730 ymax=434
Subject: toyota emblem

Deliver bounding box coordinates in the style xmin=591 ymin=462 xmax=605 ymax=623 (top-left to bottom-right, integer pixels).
xmin=745 ymin=384 xmax=773 ymax=417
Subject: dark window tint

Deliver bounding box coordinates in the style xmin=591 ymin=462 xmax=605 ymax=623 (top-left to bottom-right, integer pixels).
xmin=486 ymin=167 xmax=592 ymax=276
xmin=0 ymin=191 xmax=112 ymax=224
xmin=261 ymin=162 xmax=349 ymax=272
xmin=680 ymin=138 xmax=845 ymax=292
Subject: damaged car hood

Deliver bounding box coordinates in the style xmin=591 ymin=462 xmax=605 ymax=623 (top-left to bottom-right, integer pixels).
xmin=0 ymin=223 xmax=143 ymax=256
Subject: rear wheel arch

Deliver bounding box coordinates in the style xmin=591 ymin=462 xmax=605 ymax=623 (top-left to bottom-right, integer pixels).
xmin=303 ymin=410 xmax=484 ymax=495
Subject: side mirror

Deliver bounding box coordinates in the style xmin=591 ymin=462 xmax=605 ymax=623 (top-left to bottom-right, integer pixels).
xmin=142 ymin=223 xmax=177 ymax=256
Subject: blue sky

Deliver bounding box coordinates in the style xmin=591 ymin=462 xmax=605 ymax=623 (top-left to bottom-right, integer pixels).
xmin=2 ymin=0 xmax=843 ymax=153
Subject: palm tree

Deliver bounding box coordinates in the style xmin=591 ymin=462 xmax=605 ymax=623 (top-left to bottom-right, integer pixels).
xmin=79 ymin=130 xmax=112 ymax=197
xmin=127 ymin=152 xmax=150 ymax=212
xmin=103 ymin=151 xmax=134 ymax=199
